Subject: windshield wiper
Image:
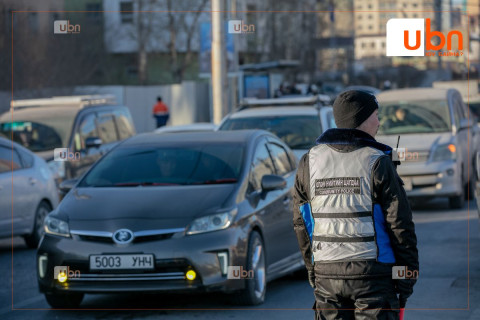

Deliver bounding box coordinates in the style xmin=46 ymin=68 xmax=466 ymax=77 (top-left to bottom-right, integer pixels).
xmin=193 ymin=178 xmax=238 ymax=185
xmin=114 ymin=182 xmax=180 ymax=187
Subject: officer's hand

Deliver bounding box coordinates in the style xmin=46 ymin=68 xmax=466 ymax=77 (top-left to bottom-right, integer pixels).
xmin=394 ymin=278 xmax=416 ymax=300
xmin=308 ymin=269 xmax=315 ymax=288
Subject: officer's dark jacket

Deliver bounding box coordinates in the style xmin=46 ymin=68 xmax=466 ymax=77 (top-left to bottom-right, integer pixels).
xmin=293 ymin=128 xmax=419 ymax=279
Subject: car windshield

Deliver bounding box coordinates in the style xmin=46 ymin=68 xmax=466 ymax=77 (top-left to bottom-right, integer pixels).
xmin=378 ymin=100 xmax=451 ymax=135
xmin=220 ymin=115 xmax=322 ymax=149
xmin=79 ymin=145 xmax=244 ymax=187
xmin=0 ymin=111 xmax=75 ymax=152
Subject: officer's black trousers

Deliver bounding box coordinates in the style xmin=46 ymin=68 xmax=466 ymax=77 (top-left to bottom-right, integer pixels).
xmin=313 ymin=277 xmax=400 ymax=320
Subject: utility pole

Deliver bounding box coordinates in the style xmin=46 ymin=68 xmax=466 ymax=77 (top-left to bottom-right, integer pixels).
xmin=211 ymin=0 xmax=227 ymax=124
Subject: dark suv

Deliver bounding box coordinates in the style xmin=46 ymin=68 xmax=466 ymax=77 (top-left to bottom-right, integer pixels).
xmin=0 ymin=95 xmax=136 ymax=184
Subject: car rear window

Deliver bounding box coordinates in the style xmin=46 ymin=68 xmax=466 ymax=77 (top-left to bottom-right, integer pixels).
xmin=79 ymin=144 xmax=244 ymax=187
xmin=220 ymin=115 xmax=322 ymax=150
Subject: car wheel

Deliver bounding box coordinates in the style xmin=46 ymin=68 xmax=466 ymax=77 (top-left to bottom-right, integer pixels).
xmin=24 ymin=201 xmax=51 ymax=248
xmin=233 ymin=231 xmax=266 ymax=305
xmin=44 ymin=292 xmax=84 ymax=308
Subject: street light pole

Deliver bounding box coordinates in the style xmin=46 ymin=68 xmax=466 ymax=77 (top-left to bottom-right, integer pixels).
xmin=211 ymin=0 xmax=227 ymax=124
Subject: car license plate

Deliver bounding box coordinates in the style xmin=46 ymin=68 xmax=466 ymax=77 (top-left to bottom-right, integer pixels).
xmin=90 ymin=254 xmax=154 ymax=271
xmin=402 ymin=177 xmax=412 ymax=191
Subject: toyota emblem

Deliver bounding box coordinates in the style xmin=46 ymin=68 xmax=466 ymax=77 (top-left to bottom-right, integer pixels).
xmin=112 ymin=229 xmax=134 ymax=244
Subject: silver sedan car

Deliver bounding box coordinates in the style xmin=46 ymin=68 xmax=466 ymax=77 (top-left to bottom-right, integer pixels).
xmin=376 ymin=88 xmax=477 ymax=209
xmin=0 ymin=137 xmax=59 ymax=247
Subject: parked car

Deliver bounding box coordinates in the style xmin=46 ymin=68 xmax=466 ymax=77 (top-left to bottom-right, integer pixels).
xmin=218 ymin=96 xmax=334 ymax=159
xmin=376 ymin=88 xmax=477 ymax=209
xmin=0 ymin=137 xmax=59 ymax=247
xmin=154 ymin=123 xmax=217 ymax=134
xmin=37 ymin=130 xmax=303 ymax=307
xmin=0 ymin=95 xmax=136 ymax=184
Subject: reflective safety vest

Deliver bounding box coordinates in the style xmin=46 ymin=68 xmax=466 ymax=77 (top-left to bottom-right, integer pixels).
xmin=303 ymin=144 xmax=396 ymax=264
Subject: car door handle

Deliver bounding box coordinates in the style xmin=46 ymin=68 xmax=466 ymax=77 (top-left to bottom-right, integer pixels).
xmin=29 ymin=178 xmax=37 ymax=185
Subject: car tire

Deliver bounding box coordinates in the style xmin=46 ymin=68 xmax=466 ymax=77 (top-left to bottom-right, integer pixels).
xmin=233 ymin=231 xmax=266 ymax=305
xmin=44 ymin=292 xmax=84 ymax=308
xmin=24 ymin=201 xmax=51 ymax=248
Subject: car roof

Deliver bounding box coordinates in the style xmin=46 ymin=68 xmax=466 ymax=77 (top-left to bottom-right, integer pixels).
xmin=123 ymin=130 xmax=274 ymax=147
xmin=377 ymin=88 xmax=450 ymax=102
xmin=228 ymin=107 xmax=319 ymax=119
xmin=155 ymin=123 xmax=217 ymax=133
xmin=0 ymin=105 xmax=79 ymax=121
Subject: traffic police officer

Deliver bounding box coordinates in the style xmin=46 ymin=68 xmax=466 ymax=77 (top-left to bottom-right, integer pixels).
xmin=293 ymin=90 xmax=419 ymax=319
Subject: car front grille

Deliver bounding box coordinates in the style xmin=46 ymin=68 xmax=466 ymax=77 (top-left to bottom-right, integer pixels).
xmin=70 ymin=228 xmax=184 ymax=244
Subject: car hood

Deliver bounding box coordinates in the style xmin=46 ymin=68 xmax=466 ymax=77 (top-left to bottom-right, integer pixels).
xmin=376 ymin=132 xmax=453 ymax=152
xmin=58 ymin=185 xmax=237 ymax=231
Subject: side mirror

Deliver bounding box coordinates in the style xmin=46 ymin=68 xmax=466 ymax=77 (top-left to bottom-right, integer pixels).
xmin=59 ymin=179 xmax=78 ymax=195
xmin=85 ymin=137 xmax=102 ymax=149
xmin=261 ymin=174 xmax=286 ymax=192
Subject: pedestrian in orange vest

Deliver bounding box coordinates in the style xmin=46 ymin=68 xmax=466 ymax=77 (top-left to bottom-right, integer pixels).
xmin=152 ymin=96 xmax=170 ymax=128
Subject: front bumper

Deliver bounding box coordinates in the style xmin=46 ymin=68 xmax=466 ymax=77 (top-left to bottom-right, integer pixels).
xmin=397 ymin=160 xmax=462 ymax=198
xmin=37 ymin=226 xmax=249 ymax=294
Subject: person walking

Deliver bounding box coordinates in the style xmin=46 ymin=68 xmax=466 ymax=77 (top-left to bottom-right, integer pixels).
xmin=152 ymin=96 xmax=170 ymax=128
xmin=293 ymin=90 xmax=419 ymax=319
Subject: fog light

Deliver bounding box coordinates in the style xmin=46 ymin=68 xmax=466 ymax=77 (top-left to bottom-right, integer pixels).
xmin=446 ymin=169 xmax=454 ymax=176
xmin=186 ymin=270 xmax=196 ymax=281
xmin=57 ymin=271 xmax=67 ymax=283
xmin=38 ymin=255 xmax=48 ymax=279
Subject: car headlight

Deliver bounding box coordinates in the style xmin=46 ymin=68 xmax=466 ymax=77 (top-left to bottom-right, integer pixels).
xmin=186 ymin=208 xmax=238 ymax=235
xmin=44 ymin=215 xmax=70 ymax=237
xmin=47 ymin=160 xmax=65 ymax=180
xmin=432 ymin=143 xmax=456 ymax=162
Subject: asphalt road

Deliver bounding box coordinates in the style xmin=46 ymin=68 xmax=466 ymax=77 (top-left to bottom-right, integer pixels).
xmin=1 ymin=199 xmax=479 ymax=320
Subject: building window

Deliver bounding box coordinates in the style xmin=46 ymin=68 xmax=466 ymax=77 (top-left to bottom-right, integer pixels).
xmin=368 ymin=25 xmax=373 ymax=30
xmin=371 ymin=42 xmax=375 ymax=48
xmin=362 ymin=43 xmax=366 ymax=48
xmin=382 ymin=42 xmax=386 ymax=48
xmin=120 ymin=1 xmax=133 ymax=24
xmin=358 ymin=15 xmax=362 ymax=20
xmin=413 ymin=13 xmax=418 ymax=18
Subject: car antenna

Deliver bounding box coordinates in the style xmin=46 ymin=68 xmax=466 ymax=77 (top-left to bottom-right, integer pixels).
xmin=394 ymin=135 xmax=401 ymax=168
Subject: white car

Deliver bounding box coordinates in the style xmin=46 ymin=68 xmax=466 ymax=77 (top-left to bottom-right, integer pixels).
xmin=219 ymin=96 xmax=334 ymax=160
xmin=154 ymin=123 xmax=217 ymax=134
xmin=0 ymin=137 xmax=59 ymax=247
xmin=376 ymin=88 xmax=477 ymax=209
